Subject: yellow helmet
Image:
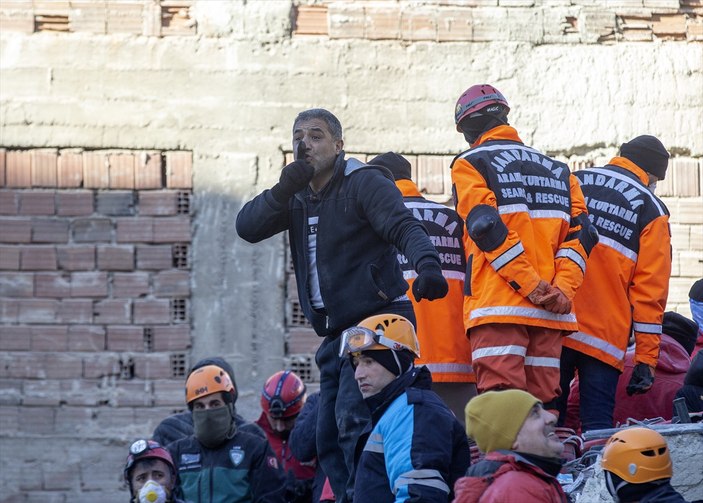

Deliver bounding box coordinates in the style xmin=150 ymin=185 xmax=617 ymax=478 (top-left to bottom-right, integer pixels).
xmin=601 ymin=427 xmax=673 ymax=484
xmin=339 ymin=314 xmax=420 ymax=358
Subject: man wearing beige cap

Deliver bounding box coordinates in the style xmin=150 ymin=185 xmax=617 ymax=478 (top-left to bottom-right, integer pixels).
xmin=453 ymin=389 xmax=568 ymax=502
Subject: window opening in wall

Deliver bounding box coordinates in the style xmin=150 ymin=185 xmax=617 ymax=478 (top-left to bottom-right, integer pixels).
xmin=143 ymin=328 xmax=154 ymax=352
xmin=172 ymin=244 xmax=190 ymax=269
xmin=177 ymin=191 xmax=192 ymax=214
xmin=119 ymin=357 xmax=135 ymax=380
xmin=170 ymin=353 xmax=188 ymax=378
xmin=285 ymin=355 xmax=320 ymax=383
xmin=288 ymin=299 xmax=311 ymax=328
xmin=170 ymin=298 xmax=188 ymax=323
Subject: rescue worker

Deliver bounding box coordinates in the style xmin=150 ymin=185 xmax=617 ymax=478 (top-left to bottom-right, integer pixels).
xmin=557 ymin=135 xmax=672 ymax=432
xmin=256 ymin=370 xmax=315 ymax=503
xmin=153 ymin=356 xmax=264 ymax=446
xmin=124 ymin=439 xmax=183 ymax=503
xmin=340 ymin=314 xmax=470 ymax=502
xmin=454 ymin=390 xmax=568 ymax=502
xmin=601 ymin=427 xmax=689 ymax=502
xmin=167 ymin=365 xmax=286 ymax=502
xmin=369 ymin=151 xmax=477 ymax=424
xmin=236 ymin=108 xmax=448 ymax=503
xmin=689 ymin=279 xmax=703 ymax=356
xmin=451 ymin=84 xmax=596 ymax=409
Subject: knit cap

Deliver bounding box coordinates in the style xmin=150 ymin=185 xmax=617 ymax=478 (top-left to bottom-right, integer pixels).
xmin=369 ymin=152 xmax=412 ymax=181
xmin=689 ymin=279 xmax=703 ymax=302
xmin=619 ymin=135 xmax=669 ymax=180
xmin=663 ymin=311 xmax=698 ymax=356
xmin=363 ymin=349 xmax=414 ymax=377
xmin=465 ymin=389 xmax=539 ymax=453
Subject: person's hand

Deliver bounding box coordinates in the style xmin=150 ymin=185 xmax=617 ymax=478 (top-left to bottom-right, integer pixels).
xmin=412 ymin=262 xmax=448 ymax=302
xmin=270 ymin=142 xmax=314 ymax=202
xmin=527 ymin=280 xmax=559 ymax=305
xmin=542 ymin=287 xmax=572 ymax=314
xmin=626 ymin=363 xmax=655 ymax=396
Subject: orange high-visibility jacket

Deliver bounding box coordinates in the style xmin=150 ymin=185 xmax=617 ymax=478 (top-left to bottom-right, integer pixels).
xmin=395 ymin=179 xmax=475 ymax=383
xmin=450 ymin=126 xmax=590 ymax=332
xmin=564 ymin=157 xmax=671 ymax=370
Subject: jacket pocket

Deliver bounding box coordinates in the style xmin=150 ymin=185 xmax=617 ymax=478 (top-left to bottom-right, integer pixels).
xmin=369 ymin=264 xmax=389 ymax=301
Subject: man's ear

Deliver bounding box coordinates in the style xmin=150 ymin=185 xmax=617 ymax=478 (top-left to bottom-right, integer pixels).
xmin=335 ymin=139 xmax=344 ymax=154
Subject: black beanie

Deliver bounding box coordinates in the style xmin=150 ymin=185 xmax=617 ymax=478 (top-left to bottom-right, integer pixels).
xmin=619 ymin=135 xmax=669 ymax=180
xmin=364 ymin=349 xmax=414 ymax=377
xmin=369 ymin=152 xmax=412 ymax=181
xmin=663 ymin=311 xmax=699 ymax=356
xmin=689 ymin=279 xmax=703 ymax=302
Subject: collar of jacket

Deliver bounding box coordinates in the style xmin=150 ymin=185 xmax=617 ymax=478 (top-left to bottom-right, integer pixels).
xmin=364 ymin=365 xmax=432 ymax=421
xmin=491 ymin=450 xmax=562 ymax=478
xmin=474 ymin=124 xmax=523 ymax=146
xmin=395 ymin=179 xmax=422 ymax=197
xmin=607 ymin=156 xmax=650 ymax=185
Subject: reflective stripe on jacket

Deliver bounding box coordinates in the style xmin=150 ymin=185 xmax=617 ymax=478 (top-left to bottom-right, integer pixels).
xmin=565 ymin=157 xmax=671 ymax=369
xmin=396 ymin=179 xmax=475 ymax=383
xmin=450 ymin=125 xmax=589 ymax=331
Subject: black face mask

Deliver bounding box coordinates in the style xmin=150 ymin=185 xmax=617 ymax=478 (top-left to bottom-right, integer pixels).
xmin=459 ymin=113 xmax=508 ymax=145
xmin=192 ymin=404 xmax=235 ymax=448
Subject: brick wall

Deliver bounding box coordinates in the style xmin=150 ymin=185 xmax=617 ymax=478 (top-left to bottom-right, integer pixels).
xmin=0 ymin=148 xmax=192 ymax=499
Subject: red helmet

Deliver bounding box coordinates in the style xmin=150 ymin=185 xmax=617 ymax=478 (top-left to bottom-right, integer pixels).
xmin=454 ymin=84 xmax=510 ymax=130
xmin=261 ymin=370 xmax=307 ymax=419
xmin=123 ymin=439 xmax=175 ymax=487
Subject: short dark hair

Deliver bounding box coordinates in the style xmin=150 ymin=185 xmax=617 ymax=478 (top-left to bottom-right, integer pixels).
xmin=293 ymin=109 xmax=343 ymax=141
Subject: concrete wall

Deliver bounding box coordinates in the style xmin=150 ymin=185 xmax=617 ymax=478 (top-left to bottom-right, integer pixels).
xmin=0 ymin=0 xmax=702 ymax=500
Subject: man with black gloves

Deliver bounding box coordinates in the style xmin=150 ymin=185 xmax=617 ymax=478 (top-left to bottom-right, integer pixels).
xmin=236 ymin=109 xmax=447 ymax=503
xmin=451 ymin=84 xmax=594 ymax=410
xmin=557 ymin=135 xmax=672 ymax=432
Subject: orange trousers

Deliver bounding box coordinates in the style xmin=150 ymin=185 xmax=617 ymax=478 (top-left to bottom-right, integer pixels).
xmin=469 ymin=323 xmax=563 ymax=406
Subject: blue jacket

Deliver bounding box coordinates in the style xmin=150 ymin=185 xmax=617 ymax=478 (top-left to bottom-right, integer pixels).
xmin=236 ymin=153 xmax=441 ymax=337
xmin=353 ymin=366 xmax=470 ymax=503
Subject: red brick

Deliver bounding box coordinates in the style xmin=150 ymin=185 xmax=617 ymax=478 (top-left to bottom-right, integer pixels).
xmin=96 ymin=245 xmax=134 ymax=270
xmin=20 ymin=246 xmax=57 ymax=270
xmin=153 ymin=269 xmax=190 ymax=297
xmin=136 ymin=245 xmax=172 ymax=269
xmin=153 ymin=216 xmax=191 ymax=243
xmin=0 ymin=149 xmax=5 ymax=187
xmin=17 ymin=299 xmax=59 ymax=323
xmin=18 ymin=191 xmax=56 ymax=215
xmin=0 ymin=272 xmax=33 ymax=297
xmin=68 ymin=325 xmax=105 ymax=351
xmin=108 ymin=152 xmax=135 ymax=189
xmin=106 ymin=325 xmax=143 ymax=351
xmin=83 ymin=353 xmax=121 ymax=378
xmin=19 ymin=406 xmax=55 ymax=434
xmin=295 ymin=5 xmax=328 ymax=35
xmin=0 ymin=298 xmax=19 ymax=323
xmin=116 ymin=217 xmax=154 ymax=242
xmin=83 ymin=151 xmax=109 ymax=188
xmin=106 ymin=0 xmax=144 ymax=34
xmin=366 ymin=7 xmax=402 ymax=39
xmin=113 ymin=271 xmax=150 ymax=298
xmin=56 ymin=245 xmax=95 ymax=270
xmin=54 ymin=406 xmax=94 ymax=434
xmin=59 ymin=379 xmax=104 ymax=406
xmin=30 ymin=325 xmax=68 ymax=351
xmin=152 ymin=325 xmax=190 ymax=351
xmin=0 ymin=326 xmax=31 ymax=351
xmin=31 ymin=218 xmax=69 ymax=242
xmin=401 ymin=9 xmax=437 ymax=41
xmin=133 ymin=354 xmax=173 ymax=379
xmin=23 ymin=378 xmax=62 ymax=406
xmin=133 ymin=299 xmax=170 ymax=324
xmin=0 ymin=406 xmax=20 ymax=434
xmin=0 ymin=190 xmax=19 ymax=214
xmin=152 ymin=383 xmax=184 ymax=406
xmin=5 ymin=151 xmax=31 ymax=187
xmin=31 ymin=150 xmax=58 ymax=187
xmin=135 ymin=151 xmax=163 ymax=189
xmin=94 ymin=299 xmax=131 ymax=324
xmin=56 ymin=191 xmax=93 ymax=216
xmin=72 ymin=218 xmax=113 ymax=242
xmin=57 ymin=151 xmax=84 ymax=188
xmin=57 ymin=299 xmax=93 ymax=324
xmin=114 ymin=381 xmax=153 ymax=406
xmin=0 ymin=218 xmax=31 ymax=242
xmin=34 ymin=272 xmax=70 ymax=297
xmin=44 ymin=353 xmax=85 ymax=378
xmin=0 ymin=246 xmax=20 ymax=269
xmin=43 ymin=456 xmax=80 ymax=490
xmin=165 ymin=151 xmax=193 ymax=189
xmin=0 ymin=380 xmax=21 ymax=406
xmin=69 ymin=0 xmax=107 ymax=34
xmin=70 ymin=271 xmax=108 ymax=297
xmin=138 ymin=190 xmax=178 ymax=215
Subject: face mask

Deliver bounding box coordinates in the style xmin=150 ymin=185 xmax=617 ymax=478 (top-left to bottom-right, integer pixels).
xmin=647 ymin=181 xmax=657 ymax=193
xmin=138 ymin=480 xmax=167 ymax=503
xmin=690 ymin=299 xmax=703 ymax=329
xmin=193 ymin=405 xmax=233 ymax=448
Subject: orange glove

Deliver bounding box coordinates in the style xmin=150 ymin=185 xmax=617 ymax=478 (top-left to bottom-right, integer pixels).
xmin=542 ymin=286 xmax=572 ymax=314
xmin=527 ymin=280 xmax=560 ymax=306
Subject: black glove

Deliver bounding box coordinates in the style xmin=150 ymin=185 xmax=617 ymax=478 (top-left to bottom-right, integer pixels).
xmin=412 ymin=262 xmax=448 ymax=302
xmin=626 ymin=363 xmax=655 ymax=396
xmin=270 ymin=142 xmax=314 ymax=203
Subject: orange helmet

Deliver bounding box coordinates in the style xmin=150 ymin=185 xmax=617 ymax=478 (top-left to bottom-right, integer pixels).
xmin=185 ymin=364 xmax=235 ymax=406
xmin=339 ymin=314 xmax=420 ymax=358
xmin=601 ymin=427 xmax=673 ymax=484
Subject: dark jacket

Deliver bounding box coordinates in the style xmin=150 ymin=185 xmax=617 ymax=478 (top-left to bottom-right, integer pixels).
xmin=354 ymin=365 xmax=470 ymax=503
xmin=639 ymin=482 xmax=690 ymax=503
xmin=153 ymin=411 xmax=265 ymax=447
xmin=169 ymin=429 xmax=286 ymax=503
xmin=288 ymin=392 xmax=325 ymax=503
xmin=236 ymin=153 xmax=441 ymax=337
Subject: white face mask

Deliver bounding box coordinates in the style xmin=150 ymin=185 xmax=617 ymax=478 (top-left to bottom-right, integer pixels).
xmin=138 ymin=480 xmax=167 ymax=503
